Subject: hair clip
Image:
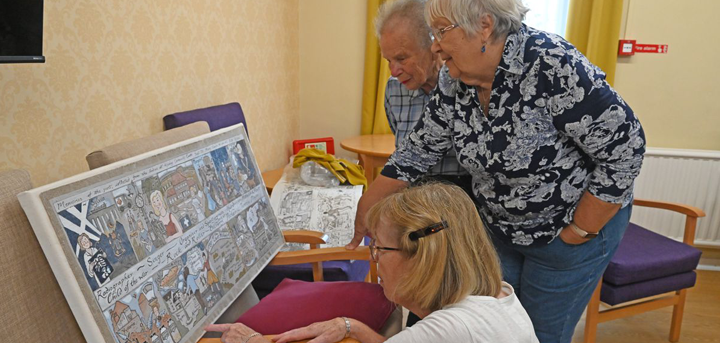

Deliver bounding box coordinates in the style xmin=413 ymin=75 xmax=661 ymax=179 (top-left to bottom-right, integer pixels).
xmin=408 ymin=220 xmax=448 ymax=241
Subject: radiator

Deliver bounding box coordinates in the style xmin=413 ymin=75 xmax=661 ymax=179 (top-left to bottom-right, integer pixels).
xmin=631 ymin=148 xmax=720 ymax=246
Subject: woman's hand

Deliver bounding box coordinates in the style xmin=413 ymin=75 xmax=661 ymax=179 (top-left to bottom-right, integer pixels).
xmin=205 ymin=323 xmax=269 ymax=343
xmin=346 ymin=175 xmax=408 ymax=249
xmin=272 ymin=318 xmax=347 ymax=343
xmin=558 ymin=225 xmax=590 ymax=245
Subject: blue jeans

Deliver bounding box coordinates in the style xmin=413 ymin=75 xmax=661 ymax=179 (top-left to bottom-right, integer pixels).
xmin=490 ymin=205 xmax=631 ymax=343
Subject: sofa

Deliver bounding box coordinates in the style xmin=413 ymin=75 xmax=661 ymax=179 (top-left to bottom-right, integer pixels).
xmin=0 ymin=169 xmax=86 ymax=342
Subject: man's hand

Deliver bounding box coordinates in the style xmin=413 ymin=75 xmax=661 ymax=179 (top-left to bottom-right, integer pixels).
xmin=345 ymin=175 xmax=408 ymax=250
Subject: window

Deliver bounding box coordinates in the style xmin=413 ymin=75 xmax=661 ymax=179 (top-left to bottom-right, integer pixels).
xmin=523 ymin=0 xmax=570 ymax=37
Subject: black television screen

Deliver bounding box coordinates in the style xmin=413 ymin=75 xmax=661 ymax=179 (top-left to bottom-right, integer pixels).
xmin=0 ymin=0 xmax=45 ymax=63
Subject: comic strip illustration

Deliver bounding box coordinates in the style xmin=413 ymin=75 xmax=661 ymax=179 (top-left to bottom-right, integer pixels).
xmin=152 ymin=242 xmax=224 ymax=332
xmin=35 ymin=130 xmax=285 ymax=343
xmin=112 ymin=184 xmax=159 ymax=260
xmin=103 ymin=279 xmax=185 ymax=343
xmin=60 ymin=194 xmax=138 ymax=290
xmin=227 ymin=215 xmax=259 ymax=269
xmin=193 ymin=153 xmax=229 ymax=214
xmin=270 ymin=178 xmax=362 ymax=250
xmin=204 ymin=226 xmax=248 ymax=290
xmin=228 ymin=140 xmax=261 ymax=188
xmin=245 ymin=198 xmax=282 ymax=256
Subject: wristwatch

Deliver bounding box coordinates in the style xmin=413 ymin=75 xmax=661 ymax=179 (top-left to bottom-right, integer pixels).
xmin=570 ymin=222 xmax=599 ymax=239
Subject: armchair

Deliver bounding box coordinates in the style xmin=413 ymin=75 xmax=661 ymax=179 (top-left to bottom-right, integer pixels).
xmin=163 ymin=102 xmax=249 ymax=134
xmin=0 ymin=169 xmax=85 ymax=342
xmin=583 ymin=198 xmax=705 ymax=343
xmin=86 ymin=121 xmax=211 ymax=170
xmin=198 ymin=237 xmax=401 ymax=343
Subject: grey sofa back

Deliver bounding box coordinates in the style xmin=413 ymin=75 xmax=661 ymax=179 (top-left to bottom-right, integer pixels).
xmin=0 ymin=169 xmax=85 ymax=342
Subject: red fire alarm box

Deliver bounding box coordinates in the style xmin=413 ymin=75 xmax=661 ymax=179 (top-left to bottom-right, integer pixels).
xmin=293 ymin=137 xmax=335 ymax=155
xmin=618 ymin=40 xmax=636 ymax=56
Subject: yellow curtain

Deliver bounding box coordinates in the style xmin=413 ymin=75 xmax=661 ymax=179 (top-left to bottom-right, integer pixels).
xmin=360 ymin=0 xmax=393 ymax=135
xmin=565 ymin=0 xmax=624 ymax=86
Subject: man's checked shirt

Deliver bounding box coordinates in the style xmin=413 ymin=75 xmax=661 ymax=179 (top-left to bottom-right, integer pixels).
xmin=384 ymin=77 xmax=467 ymax=176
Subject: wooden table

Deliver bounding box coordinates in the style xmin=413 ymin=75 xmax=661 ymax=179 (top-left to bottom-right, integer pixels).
xmin=261 ymin=167 xmax=285 ymax=194
xmin=340 ymin=134 xmax=395 ymax=184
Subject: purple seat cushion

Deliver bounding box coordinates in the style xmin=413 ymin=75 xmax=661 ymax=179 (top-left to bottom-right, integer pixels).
xmin=603 ymin=223 xmax=701 ymax=286
xmin=163 ymin=102 xmax=248 ymax=133
xmin=601 ymin=270 xmax=697 ymax=306
xmin=252 ymin=260 xmax=370 ymax=299
xmin=236 ymin=278 xmax=395 ymax=335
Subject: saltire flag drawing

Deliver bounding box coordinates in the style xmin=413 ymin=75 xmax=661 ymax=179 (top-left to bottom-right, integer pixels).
xmin=58 ymin=201 xmax=102 ymax=258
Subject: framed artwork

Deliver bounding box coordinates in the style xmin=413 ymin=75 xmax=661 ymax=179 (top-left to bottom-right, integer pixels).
xmin=19 ymin=125 xmax=284 ymax=343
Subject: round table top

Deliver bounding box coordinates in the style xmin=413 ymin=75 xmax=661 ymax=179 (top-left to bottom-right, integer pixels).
xmin=340 ymin=134 xmax=396 ymax=157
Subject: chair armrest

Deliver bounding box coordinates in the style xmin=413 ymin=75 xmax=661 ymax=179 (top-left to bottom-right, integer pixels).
xmin=632 ymin=198 xmax=706 ymax=246
xmin=632 ymin=198 xmax=706 ymax=218
xmin=282 ymin=230 xmax=328 ymax=245
xmin=271 ymin=246 xmax=371 ymax=265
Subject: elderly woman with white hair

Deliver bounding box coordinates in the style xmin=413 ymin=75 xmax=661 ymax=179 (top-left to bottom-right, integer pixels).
xmin=348 ymin=0 xmax=646 ymax=342
xmin=375 ymin=0 xmax=471 ymax=197
xmin=207 ymin=183 xmax=538 ymax=343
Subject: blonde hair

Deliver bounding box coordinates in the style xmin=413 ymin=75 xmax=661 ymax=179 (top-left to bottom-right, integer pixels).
xmin=426 ymin=0 xmax=528 ymax=41
xmin=150 ymin=190 xmax=165 ymax=216
xmin=367 ymin=183 xmax=502 ymax=312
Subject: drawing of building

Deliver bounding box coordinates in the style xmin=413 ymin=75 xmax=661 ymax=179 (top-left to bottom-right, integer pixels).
xmin=110 ymin=301 xmax=145 ymax=340
xmin=88 ymin=198 xmax=121 ymax=235
xmin=161 ymin=166 xmax=199 ymax=207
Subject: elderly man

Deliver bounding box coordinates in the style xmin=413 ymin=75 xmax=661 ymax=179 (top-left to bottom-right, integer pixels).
xmin=374 ymin=0 xmax=471 ymax=328
xmin=375 ymin=0 xmax=471 ymax=194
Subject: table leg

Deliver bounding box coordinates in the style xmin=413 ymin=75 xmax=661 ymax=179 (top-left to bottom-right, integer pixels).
xmin=359 ymin=155 xmax=390 ymax=186
xmin=359 ymin=154 xmax=375 ymax=184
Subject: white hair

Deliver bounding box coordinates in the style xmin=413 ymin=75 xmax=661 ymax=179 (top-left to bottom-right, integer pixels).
xmin=375 ymin=0 xmax=433 ymax=49
xmin=426 ymin=0 xmax=528 ymax=41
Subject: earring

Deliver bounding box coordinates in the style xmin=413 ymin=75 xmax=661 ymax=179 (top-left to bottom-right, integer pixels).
xmin=481 ymin=44 xmax=486 ymax=53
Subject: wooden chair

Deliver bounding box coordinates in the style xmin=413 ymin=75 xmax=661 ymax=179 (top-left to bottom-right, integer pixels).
xmin=276 ymin=230 xmax=377 ymax=283
xmin=583 ymin=199 xmax=705 ymax=343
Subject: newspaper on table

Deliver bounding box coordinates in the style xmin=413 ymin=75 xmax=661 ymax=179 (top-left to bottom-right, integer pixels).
xmin=18 ymin=124 xmax=284 ymax=343
xmin=269 ymin=169 xmax=363 ymax=250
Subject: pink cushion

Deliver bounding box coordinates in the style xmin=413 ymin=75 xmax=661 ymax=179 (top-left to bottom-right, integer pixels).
xmin=236 ymin=278 xmax=395 ymax=335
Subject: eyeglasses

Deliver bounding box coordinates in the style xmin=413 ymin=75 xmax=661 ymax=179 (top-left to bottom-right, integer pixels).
xmin=432 ymin=24 xmax=459 ymax=42
xmin=369 ymin=220 xmax=449 ymax=260
xmin=369 ymin=238 xmax=400 ymax=261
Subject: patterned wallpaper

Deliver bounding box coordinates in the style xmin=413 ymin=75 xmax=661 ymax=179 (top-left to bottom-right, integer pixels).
xmin=0 ymin=0 xmax=300 ymax=186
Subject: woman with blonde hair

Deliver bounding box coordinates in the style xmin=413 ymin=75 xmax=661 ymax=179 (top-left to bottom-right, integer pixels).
xmin=149 ymin=190 xmax=183 ymax=242
xmin=206 ymin=183 xmax=538 ymax=343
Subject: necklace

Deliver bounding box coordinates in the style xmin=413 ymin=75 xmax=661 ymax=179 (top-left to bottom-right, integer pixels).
xmin=478 ymin=86 xmax=489 ymax=103
xmin=477 ymin=86 xmax=490 ymax=115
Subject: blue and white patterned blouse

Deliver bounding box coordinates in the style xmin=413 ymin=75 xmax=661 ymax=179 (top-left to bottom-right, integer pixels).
xmin=381 ymin=25 xmax=646 ymax=246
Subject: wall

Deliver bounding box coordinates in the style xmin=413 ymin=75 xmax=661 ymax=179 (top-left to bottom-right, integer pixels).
xmin=296 ymin=0 xmax=720 ymax=154
xmin=0 ymin=0 xmax=300 ymax=186
xmin=298 ymin=0 xmax=367 ymax=159
xmin=614 ymin=0 xmax=720 ymax=150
